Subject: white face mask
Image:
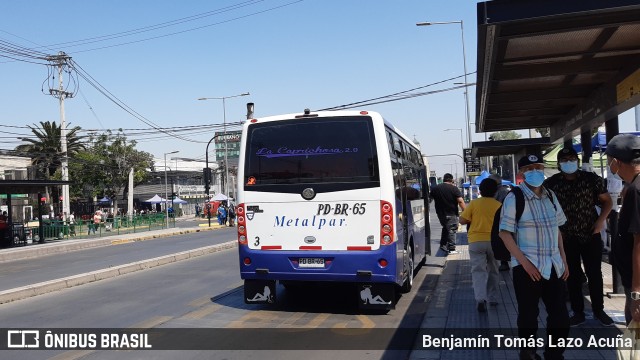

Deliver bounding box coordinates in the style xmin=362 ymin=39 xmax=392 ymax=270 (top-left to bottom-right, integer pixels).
xmin=608 ymin=165 xmax=622 ymax=181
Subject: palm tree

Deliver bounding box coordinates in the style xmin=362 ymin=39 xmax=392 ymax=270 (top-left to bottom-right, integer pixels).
xmin=15 ymin=121 xmax=85 ymax=180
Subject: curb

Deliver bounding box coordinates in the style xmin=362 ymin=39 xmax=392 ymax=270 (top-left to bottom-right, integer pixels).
xmin=0 ymin=241 xmax=238 ymax=304
xmin=0 ymin=226 xmax=224 ymax=263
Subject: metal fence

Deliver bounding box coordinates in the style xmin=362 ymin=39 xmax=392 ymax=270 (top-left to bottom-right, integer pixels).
xmin=15 ymin=213 xmax=176 ymax=245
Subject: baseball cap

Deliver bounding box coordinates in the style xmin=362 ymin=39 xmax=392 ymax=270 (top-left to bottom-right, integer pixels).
xmin=605 ymin=134 xmax=640 ymax=163
xmin=518 ymin=153 xmax=544 ymax=169
xmin=557 ymin=147 xmax=578 ymax=161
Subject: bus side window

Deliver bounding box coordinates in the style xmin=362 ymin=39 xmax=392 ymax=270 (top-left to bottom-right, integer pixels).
xmin=386 ymin=131 xmax=394 ymax=157
xmin=391 ymin=133 xmax=403 ymax=158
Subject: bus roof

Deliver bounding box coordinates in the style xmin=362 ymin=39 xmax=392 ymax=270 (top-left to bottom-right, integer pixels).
xmin=245 ymin=110 xmax=420 ymax=152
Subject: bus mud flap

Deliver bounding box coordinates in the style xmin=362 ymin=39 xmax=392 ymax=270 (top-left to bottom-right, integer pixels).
xmin=244 ymin=279 xmax=276 ymax=304
xmin=357 ymin=283 xmax=395 ymax=310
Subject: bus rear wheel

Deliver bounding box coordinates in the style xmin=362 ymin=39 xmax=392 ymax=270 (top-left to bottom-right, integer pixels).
xmin=400 ymin=246 xmax=414 ymax=293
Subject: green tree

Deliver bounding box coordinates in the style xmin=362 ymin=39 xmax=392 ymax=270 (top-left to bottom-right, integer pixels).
xmin=15 ymin=121 xmax=85 ymax=179
xmin=535 ymin=128 xmax=550 ymax=137
xmin=70 ymin=131 xmax=154 ymax=210
xmin=488 ymin=130 xmax=522 ymax=141
xmin=15 ymin=121 xmax=85 ymax=203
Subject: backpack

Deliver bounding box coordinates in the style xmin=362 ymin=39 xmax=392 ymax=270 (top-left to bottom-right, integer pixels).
xmin=490 ymin=186 xmax=557 ymax=262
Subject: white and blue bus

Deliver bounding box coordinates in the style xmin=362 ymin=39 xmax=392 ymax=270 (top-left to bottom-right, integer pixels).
xmin=236 ymin=109 xmax=430 ymax=310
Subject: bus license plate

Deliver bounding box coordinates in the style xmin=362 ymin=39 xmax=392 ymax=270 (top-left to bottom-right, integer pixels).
xmin=299 ymin=258 xmax=324 ymax=268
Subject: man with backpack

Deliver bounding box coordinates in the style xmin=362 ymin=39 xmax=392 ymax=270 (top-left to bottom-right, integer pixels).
xmin=498 ymin=154 xmax=569 ymax=360
xmin=543 ymin=147 xmax=614 ymax=327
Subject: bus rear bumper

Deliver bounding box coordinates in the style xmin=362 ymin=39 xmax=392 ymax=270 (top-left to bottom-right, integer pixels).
xmin=238 ymin=246 xmax=399 ymax=285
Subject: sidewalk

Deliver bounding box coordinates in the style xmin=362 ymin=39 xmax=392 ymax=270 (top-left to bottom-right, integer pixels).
xmin=411 ymin=227 xmax=625 ymax=360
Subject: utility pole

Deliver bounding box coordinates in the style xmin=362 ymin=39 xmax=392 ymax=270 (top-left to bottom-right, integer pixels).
xmin=46 ymin=51 xmax=74 ymax=217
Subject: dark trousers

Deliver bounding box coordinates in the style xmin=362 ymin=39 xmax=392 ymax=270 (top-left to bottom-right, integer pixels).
xmin=437 ymin=214 xmax=458 ymax=250
xmin=513 ymin=265 xmax=569 ymax=360
xmin=564 ymin=233 xmax=604 ymax=314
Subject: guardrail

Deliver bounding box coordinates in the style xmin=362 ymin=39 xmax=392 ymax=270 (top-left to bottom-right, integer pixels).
xmin=7 ymin=214 xmax=177 ymax=246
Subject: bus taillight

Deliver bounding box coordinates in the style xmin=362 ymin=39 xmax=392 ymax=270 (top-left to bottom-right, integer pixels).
xmin=380 ymin=200 xmax=394 ymax=245
xmin=237 ymin=203 xmax=248 ymax=245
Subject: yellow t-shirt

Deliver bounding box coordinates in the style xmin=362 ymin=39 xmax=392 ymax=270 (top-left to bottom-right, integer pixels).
xmin=459 ymin=197 xmax=502 ymax=243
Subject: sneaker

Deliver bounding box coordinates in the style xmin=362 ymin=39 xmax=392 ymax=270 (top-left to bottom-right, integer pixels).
xmin=594 ymin=310 xmax=614 ymax=327
xmin=499 ymin=261 xmax=510 ymax=271
xmin=569 ymin=313 xmax=585 ymax=327
xmin=440 ymin=245 xmax=450 ymax=254
xmin=448 ymin=250 xmax=460 ymax=254
xmin=477 ymin=301 xmax=487 ymax=313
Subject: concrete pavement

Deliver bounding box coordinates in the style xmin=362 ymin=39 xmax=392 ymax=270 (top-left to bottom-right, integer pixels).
xmin=409 ymin=230 xmax=626 ymax=360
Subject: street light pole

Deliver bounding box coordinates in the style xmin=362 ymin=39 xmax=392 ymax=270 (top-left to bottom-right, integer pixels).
xmin=204 ymin=136 xmax=216 ymax=227
xmin=198 ymin=92 xmax=250 ymax=202
xmin=417 ymin=20 xmax=471 ymax=148
xmin=164 ymin=150 xmax=179 ymax=228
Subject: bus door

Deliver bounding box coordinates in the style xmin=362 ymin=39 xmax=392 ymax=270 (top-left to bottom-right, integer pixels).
xmin=392 ymin=160 xmax=409 ymax=281
xmin=420 ymin=165 xmax=431 ymax=255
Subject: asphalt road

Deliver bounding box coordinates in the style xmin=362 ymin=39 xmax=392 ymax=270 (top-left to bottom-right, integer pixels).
xmin=0 ymin=244 xmax=439 ymax=360
xmin=0 ymin=226 xmax=237 ymax=292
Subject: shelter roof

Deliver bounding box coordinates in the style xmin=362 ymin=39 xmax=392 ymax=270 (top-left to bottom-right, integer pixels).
xmin=476 ymin=0 xmax=640 ymax=144
xmin=471 ymin=137 xmax=552 ymax=157
xmin=0 ymin=180 xmax=69 ymax=194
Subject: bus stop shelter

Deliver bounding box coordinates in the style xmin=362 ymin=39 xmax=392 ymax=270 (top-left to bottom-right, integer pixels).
xmin=0 ymin=180 xmax=69 ymax=247
xmin=474 ymin=0 xmax=640 ymax=295
xmin=474 ymin=0 xmax=640 ymax=160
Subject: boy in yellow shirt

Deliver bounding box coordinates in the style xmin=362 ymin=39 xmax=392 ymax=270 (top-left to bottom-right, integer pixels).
xmin=460 ymin=178 xmax=502 ymax=312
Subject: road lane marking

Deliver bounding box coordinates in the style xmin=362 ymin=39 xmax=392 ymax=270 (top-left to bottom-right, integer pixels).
xmin=48 ymin=350 xmax=95 ymax=360
xmin=301 ymin=313 xmax=330 ymax=328
xmin=226 ymin=310 xmax=280 ymax=328
xmin=276 ymin=311 xmax=306 ymax=328
xmin=184 ymin=303 xmax=223 ymax=319
xmin=188 ymin=295 xmax=213 ymax=307
xmin=128 ymin=316 xmax=173 ymax=329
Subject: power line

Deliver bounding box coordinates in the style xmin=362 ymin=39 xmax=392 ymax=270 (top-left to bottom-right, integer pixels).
xmin=316 ymin=72 xmax=476 ymax=111
xmin=69 ymin=59 xmax=205 ymax=144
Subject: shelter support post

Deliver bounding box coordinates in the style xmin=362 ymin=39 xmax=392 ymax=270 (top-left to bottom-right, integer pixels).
xmin=37 ymin=193 xmax=44 ymax=244
xmin=605 ymin=116 xmax=624 ymax=296
xmin=581 ymin=130 xmax=593 ymax=171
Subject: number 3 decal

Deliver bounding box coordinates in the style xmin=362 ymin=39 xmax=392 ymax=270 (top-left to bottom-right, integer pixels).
xmin=254 ymin=236 xmax=260 ymax=246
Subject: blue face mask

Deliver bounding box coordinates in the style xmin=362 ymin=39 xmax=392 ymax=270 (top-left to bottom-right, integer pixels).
xmin=524 ymin=169 xmax=545 ymax=187
xmin=609 ymin=162 xmax=622 ymax=181
xmin=559 ymin=160 xmax=578 ymax=174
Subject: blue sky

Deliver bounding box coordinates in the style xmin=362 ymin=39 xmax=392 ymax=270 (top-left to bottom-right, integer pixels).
xmin=1 ymin=0 xmax=637 ymax=178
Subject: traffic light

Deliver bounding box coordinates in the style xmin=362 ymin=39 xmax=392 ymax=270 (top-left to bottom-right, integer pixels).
xmin=203 ymin=167 xmax=212 ymax=186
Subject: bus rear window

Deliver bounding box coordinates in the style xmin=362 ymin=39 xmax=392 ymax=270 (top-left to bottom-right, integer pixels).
xmin=244 ymin=117 xmax=379 ymax=185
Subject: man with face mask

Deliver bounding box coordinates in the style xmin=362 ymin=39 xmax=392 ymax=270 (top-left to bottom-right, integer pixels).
xmin=499 ymin=154 xmax=569 ymax=360
xmin=543 ymin=147 xmax=614 ymax=327
xmin=606 ymin=134 xmax=640 ymax=325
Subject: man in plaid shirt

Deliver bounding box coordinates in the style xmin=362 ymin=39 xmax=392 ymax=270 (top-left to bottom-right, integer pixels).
xmin=499 ymin=154 xmax=569 ymax=360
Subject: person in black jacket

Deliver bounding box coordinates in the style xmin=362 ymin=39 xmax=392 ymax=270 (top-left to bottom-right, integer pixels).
xmin=430 ymin=173 xmax=465 ymax=254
